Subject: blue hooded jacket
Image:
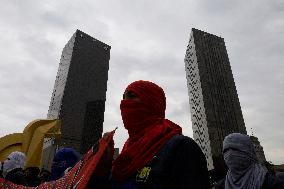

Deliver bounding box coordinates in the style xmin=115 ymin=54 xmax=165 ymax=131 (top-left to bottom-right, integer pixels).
xmin=50 ymin=148 xmax=80 ymax=181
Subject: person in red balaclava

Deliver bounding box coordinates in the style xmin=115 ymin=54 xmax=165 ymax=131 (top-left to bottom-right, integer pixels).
xmin=111 ymin=80 xmax=210 ymax=189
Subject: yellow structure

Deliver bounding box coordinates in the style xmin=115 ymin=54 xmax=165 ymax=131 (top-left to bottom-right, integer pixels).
xmin=0 ymin=119 xmax=61 ymax=168
xmin=0 ymin=133 xmax=23 ymax=161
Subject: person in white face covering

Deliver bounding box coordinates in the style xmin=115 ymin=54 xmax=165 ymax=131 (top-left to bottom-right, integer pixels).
xmin=215 ymin=133 xmax=283 ymax=189
xmin=2 ymin=151 xmax=27 ymax=185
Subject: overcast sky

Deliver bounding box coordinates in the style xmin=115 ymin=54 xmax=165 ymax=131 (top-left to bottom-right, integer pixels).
xmin=0 ymin=0 xmax=283 ymax=164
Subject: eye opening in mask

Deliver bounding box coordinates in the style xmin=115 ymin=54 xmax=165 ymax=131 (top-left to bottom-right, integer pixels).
xmin=123 ymin=90 xmax=140 ymax=101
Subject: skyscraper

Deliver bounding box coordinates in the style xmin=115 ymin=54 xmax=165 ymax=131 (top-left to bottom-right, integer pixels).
xmin=250 ymin=136 xmax=266 ymax=164
xmin=47 ymin=30 xmax=110 ymax=154
xmin=184 ymin=28 xmax=246 ymax=170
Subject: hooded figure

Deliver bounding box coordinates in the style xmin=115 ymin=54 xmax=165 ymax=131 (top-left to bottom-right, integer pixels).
xmin=223 ymin=133 xmax=267 ymax=189
xmin=110 ymin=80 xmax=210 ymax=189
xmin=24 ymin=167 xmax=41 ymax=186
xmin=2 ymin=151 xmax=27 ymax=185
xmin=39 ymin=169 xmax=51 ymax=183
xmin=50 ymin=148 xmax=80 ymax=181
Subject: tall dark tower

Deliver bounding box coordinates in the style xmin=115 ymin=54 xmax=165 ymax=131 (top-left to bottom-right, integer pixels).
xmin=184 ymin=28 xmax=246 ymax=171
xmin=47 ymin=30 xmax=110 ymax=154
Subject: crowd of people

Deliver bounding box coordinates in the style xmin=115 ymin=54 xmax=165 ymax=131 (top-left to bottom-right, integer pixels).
xmin=0 ymin=147 xmax=80 ymax=187
xmin=0 ymin=80 xmax=284 ymax=189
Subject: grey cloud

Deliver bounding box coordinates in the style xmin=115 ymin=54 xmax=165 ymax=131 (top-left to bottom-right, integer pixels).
xmin=0 ymin=0 xmax=283 ymax=164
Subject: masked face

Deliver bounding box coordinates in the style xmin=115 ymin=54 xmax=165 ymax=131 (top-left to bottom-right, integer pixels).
xmin=120 ymin=90 xmax=161 ymax=135
xmin=120 ymin=100 xmax=157 ymax=133
xmin=120 ymin=81 xmax=167 ymax=136
xmin=224 ymin=149 xmax=253 ymax=174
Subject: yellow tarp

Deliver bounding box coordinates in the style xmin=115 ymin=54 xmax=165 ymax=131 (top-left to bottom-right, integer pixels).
xmin=24 ymin=119 xmax=61 ymax=168
xmin=22 ymin=120 xmax=57 ymax=153
xmin=0 ymin=133 xmax=23 ymax=161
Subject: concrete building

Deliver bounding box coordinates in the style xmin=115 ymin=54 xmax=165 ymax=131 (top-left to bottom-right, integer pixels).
xmin=184 ymin=28 xmax=246 ymax=170
xmin=47 ymin=30 xmax=110 ymax=154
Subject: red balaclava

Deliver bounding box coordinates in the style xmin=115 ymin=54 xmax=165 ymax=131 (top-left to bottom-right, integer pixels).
xmin=112 ymin=80 xmax=182 ymax=181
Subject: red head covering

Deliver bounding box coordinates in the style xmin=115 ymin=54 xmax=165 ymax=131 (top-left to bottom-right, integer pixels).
xmin=112 ymin=80 xmax=182 ymax=181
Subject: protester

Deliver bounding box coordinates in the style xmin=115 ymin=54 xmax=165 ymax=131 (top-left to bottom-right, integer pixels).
xmin=2 ymin=151 xmax=27 ymax=185
xmin=89 ymin=80 xmax=210 ymax=189
xmin=39 ymin=169 xmax=51 ymax=183
xmin=50 ymin=147 xmax=80 ymax=181
xmin=24 ymin=167 xmax=41 ymax=186
xmin=215 ymin=133 xmax=283 ymax=189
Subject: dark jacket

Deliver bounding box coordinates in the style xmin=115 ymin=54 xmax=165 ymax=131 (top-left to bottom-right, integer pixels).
xmin=26 ymin=176 xmax=41 ymax=187
xmin=214 ymin=172 xmax=284 ymax=189
xmin=26 ymin=174 xmax=41 ymax=187
xmin=25 ymin=167 xmax=41 ymax=187
xmin=5 ymin=168 xmax=27 ymax=186
xmin=88 ymin=134 xmax=210 ymax=189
